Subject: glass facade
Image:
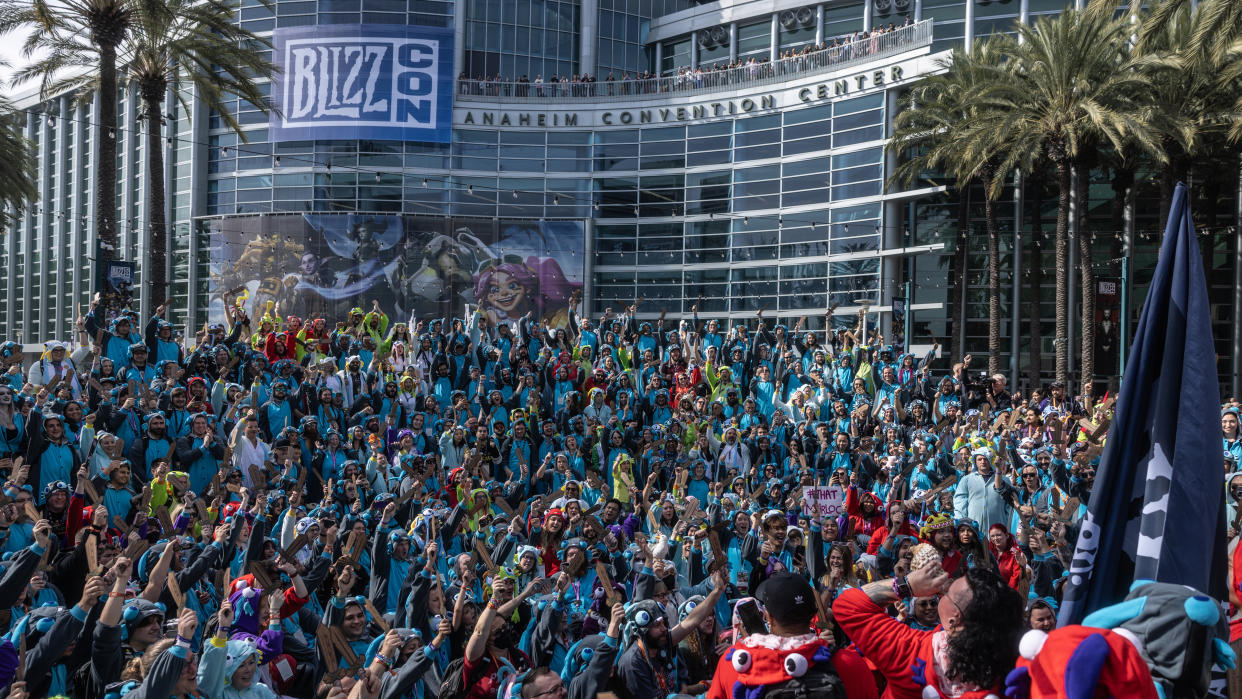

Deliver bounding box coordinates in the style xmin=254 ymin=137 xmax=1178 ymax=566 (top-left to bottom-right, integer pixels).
xmin=465 ymin=0 xmax=581 ymax=80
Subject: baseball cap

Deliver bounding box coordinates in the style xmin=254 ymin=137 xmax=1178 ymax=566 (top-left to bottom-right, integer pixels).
xmin=756 ymin=572 xmax=817 ymax=626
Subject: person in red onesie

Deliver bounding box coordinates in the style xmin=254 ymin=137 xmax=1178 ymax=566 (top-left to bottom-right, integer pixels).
xmin=706 ymin=572 xmax=878 ymax=699
xmin=867 ymin=499 xmax=921 ymax=556
xmin=834 ymin=565 xmax=1023 ymax=699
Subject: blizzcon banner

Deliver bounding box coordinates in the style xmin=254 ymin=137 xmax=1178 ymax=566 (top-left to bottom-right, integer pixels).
xmin=205 ymin=214 xmax=585 ymax=329
xmin=270 ymin=24 xmax=454 ymax=143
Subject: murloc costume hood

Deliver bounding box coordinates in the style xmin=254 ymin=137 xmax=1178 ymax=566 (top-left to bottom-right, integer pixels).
xmin=224 ymin=638 xmax=264 ymax=681
xmin=229 ymin=578 xmax=266 ymax=636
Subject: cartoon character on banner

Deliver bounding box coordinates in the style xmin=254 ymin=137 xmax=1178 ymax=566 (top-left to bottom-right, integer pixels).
xmin=472 ymin=254 xmax=580 ymax=329
xmin=390 ymin=228 xmax=494 ymax=319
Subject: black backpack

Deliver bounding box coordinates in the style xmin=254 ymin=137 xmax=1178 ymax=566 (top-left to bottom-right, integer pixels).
xmin=762 ymin=660 xmax=847 ymax=699
xmin=438 ymin=656 xmax=468 ymax=698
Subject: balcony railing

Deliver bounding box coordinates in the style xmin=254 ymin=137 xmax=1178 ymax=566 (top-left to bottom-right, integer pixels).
xmin=456 ymin=20 xmax=932 ymax=103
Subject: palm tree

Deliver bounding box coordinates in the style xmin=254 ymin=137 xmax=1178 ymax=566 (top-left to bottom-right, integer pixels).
xmin=978 ymin=3 xmax=1163 ymax=389
xmin=1137 ymin=1 xmax=1240 ymax=223
xmin=888 ymin=39 xmax=1015 ymax=376
xmin=1 ymin=0 xmax=132 ymax=264
xmin=0 ymin=88 xmax=37 ymax=225
xmin=125 ymin=0 xmax=273 ymax=306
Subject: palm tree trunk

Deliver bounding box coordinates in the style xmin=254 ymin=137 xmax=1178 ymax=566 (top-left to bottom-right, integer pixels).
xmin=984 ymin=176 xmax=1001 ymax=378
xmin=1054 ymin=161 xmax=1071 ymax=386
xmin=143 ymin=84 xmax=168 ymax=308
xmin=952 ymin=186 xmax=971 ymax=359
xmin=95 ymin=42 xmax=119 ymax=267
xmin=1026 ymin=173 xmax=1045 ymax=390
xmin=1075 ymin=161 xmax=1095 ymax=405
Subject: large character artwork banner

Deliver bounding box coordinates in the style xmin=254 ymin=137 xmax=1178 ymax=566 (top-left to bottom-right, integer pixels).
xmin=205 ymin=214 xmax=584 ymax=328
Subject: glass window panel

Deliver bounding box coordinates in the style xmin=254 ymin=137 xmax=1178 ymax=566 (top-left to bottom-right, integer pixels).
xmin=547 ymin=158 xmax=591 ymax=172
xmin=835 ymin=94 xmax=885 ymax=115
xmin=832 ymin=148 xmax=882 ymax=169
xmin=688 ymin=150 xmax=731 ymax=166
xmin=833 ymin=109 xmax=882 ymax=132
xmin=833 ymin=126 xmax=884 ymax=147
xmin=641 ymin=155 xmax=685 ymax=169
xmin=687 ymin=135 xmax=732 ymax=152
xmin=548 ymin=131 xmax=591 ymax=144
xmin=782 ymin=173 xmax=829 ymax=192
xmin=736 ymin=114 xmax=781 ymax=132
xmin=785 ymin=105 xmax=832 ymax=126
xmin=688 ymin=121 xmax=731 ymax=138
xmin=783 ymin=120 xmax=832 ymax=140
xmin=734 ymin=165 xmax=780 ymax=183
xmin=832 ymin=181 xmax=882 ymax=199
xmin=834 ymin=164 xmax=881 ymax=185
xmin=734 ymin=128 xmax=780 ymax=147
xmin=643 ymin=126 xmax=686 ymax=141
xmin=785 ymin=157 xmax=831 ymax=176
xmin=598 ymin=129 xmax=639 ymax=144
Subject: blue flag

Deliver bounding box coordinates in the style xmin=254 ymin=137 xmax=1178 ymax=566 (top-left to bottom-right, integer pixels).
xmin=1058 ymin=182 xmax=1226 ymax=626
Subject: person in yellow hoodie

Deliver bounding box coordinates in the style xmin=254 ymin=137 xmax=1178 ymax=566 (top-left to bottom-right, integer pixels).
xmin=361 ymin=299 xmax=390 ymax=346
xmin=612 ymin=452 xmax=636 ymax=505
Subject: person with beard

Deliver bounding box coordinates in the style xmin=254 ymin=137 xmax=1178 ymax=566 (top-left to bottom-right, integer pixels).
xmin=125 ymin=413 xmax=174 ymax=483
xmin=463 ymin=575 xmax=536 ymax=699
xmin=27 ymin=410 xmax=83 ymax=502
xmin=175 ymin=413 xmax=226 ymax=495
xmin=617 ymin=568 xmax=726 ymax=699
xmin=834 ymin=564 xmax=1024 ymax=699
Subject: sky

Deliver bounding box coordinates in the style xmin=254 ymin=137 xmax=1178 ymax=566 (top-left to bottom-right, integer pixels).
xmin=0 ymin=29 xmax=42 ymax=98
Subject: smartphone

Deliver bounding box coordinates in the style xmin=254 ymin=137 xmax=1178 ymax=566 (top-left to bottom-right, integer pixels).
xmin=736 ymin=599 xmax=767 ymax=636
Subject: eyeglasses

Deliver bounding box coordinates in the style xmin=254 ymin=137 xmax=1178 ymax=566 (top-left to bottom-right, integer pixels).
xmin=530 ymin=682 xmax=567 ymax=698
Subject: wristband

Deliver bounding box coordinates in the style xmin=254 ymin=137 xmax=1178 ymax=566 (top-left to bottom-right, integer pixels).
xmin=892 ymin=576 xmax=912 ymax=600
xmin=218 ymin=626 xmax=232 ymax=635
xmin=175 ymin=635 xmax=192 ymax=647
xmin=107 ymin=591 xmax=125 ymax=598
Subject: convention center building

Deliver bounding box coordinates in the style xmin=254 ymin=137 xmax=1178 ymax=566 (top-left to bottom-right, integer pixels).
xmin=7 ymin=0 xmax=1242 ymax=392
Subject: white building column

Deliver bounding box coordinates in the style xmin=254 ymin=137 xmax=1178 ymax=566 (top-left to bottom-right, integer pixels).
xmin=691 ymin=31 xmax=699 ymax=69
xmin=881 ymin=87 xmax=902 ymax=335
xmin=864 ymin=0 xmax=873 ymax=33
xmin=582 ymin=218 xmax=595 ymax=314
xmin=770 ymin=13 xmax=779 ymax=62
xmin=70 ymin=101 xmax=85 ymax=315
xmin=579 ymin=0 xmax=597 ymax=77
xmin=454 ymin=2 xmax=466 ymax=76
xmin=914 ymin=0 xmax=923 ymax=21
xmin=54 ymin=98 xmax=69 ymax=336
xmin=964 ymin=0 xmax=975 ymax=50
xmin=187 ymin=84 xmax=208 ymax=327
xmin=1019 ymin=0 xmax=1029 ymax=26
xmin=815 ymin=5 xmax=824 ymax=44
xmin=729 ymin=23 xmax=738 ymax=61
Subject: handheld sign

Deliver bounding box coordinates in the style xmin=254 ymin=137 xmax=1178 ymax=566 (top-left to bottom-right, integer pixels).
xmin=801 ymin=486 xmax=845 ymax=520
xmin=167 ymin=569 xmax=187 ymax=608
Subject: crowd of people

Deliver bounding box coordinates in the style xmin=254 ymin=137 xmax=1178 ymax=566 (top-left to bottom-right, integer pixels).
xmin=457 ymin=18 xmax=916 ymax=100
xmin=0 ymin=289 xmax=1229 ymax=699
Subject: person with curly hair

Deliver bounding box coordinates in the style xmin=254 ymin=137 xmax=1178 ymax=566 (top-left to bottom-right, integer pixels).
xmin=832 ymin=565 xmax=1024 ymax=699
